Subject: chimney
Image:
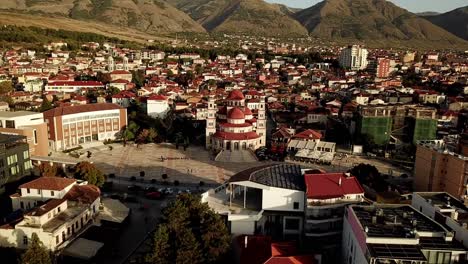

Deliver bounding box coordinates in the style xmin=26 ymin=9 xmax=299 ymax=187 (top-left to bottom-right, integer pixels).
xmin=244 ymin=236 xmax=248 ymax=249
xmin=339 ymin=177 xmax=342 ymax=186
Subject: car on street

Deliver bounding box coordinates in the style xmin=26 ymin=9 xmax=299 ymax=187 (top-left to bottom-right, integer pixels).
xmin=145 ymin=191 xmax=162 ymax=200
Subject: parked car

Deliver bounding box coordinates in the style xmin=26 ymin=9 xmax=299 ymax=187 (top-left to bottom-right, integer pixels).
xmin=145 ymin=186 xmax=157 ymax=192
xmin=164 ymin=188 xmax=174 ymax=195
xmin=110 ymin=193 xmax=122 ymax=200
xmin=145 ymin=191 xmax=162 ymax=200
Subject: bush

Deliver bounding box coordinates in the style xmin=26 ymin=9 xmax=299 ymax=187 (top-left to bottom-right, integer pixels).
xmin=140 ymin=171 xmax=145 ymax=177
xmin=173 ymin=180 xmax=180 ymax=186
xmin=109 ymin=173 xmax=116 ymax=178
xmin=151 ymin=179 xmax=157 ymax=184
xmin=199 ymin=181 xmax=205 ymax=187
xmin=130 ymin=176 xmax=137 ymax=181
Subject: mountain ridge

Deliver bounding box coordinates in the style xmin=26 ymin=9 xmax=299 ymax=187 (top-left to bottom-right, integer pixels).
xmin=423 ymin=6 xmax=468 ymax=40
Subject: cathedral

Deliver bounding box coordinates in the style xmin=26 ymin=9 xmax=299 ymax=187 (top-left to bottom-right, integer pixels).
xmin=206 ymin=89 xmax=266 ymax=151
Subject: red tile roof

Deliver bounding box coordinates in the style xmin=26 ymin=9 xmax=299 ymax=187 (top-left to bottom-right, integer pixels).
xmin=264 ymin=255 xmax=317 ymax=264
xmin=148 ymin=94 xmax=168 ymax=101
xmin=43 ymin=103 xmax=123 ymax=117
xmin=293 ymin=129 xmax=322 ymax=140
xmin=63 ymin=185 xmax=100 ymax=204
xmin=227 ymin=89 xmax=245 ymax=100
xmin=25 ymin=199 xmax=66 ymax=217
xmin=305 ymin=173 xmax=364 ymax=199
xmin=228 ymin=107 xmax=245 ymax=119
xmin=110 ymin=70 xmax=131 ymax=75
xmin=20 ymin=177 xmax=76 ymax=191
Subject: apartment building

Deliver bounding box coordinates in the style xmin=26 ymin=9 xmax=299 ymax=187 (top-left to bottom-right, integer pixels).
xmin=342 ymin=204 xmax=468 ymax=264
xmin=414 ymin=141 xmax=468 ymax=200
xmin=0 ymin=177 xmax=100 ymax=251
xmin=0 ymin=111 xmax=48 ymax=156
xmin=0 ymin=134 xmax=32 ymax=193
xmin=413 ymin=192 xmax=468 ymax=249
xmin=43 ymin=103 xmax=127 ymax=151
xmin=339 ymin=45 xmax=369 ymax=70
xmin=45 ymin=81 xmax=104 ymax=93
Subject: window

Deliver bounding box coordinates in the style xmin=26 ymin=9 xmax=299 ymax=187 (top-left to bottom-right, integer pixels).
xmin=48 ymin=212 xmax=51 ymax=219
xmin=23 ymin=236 xmax=28 ymax=245
xmin=56 ymin=236 xmax=59 ymax=245
xmin=285 ymin=218 xmax=300 ymax=230
xmin=24 ymin=161 xmax=32 ymax=171
xmin=27 ymin=188 xmax=30 ymax=194
xmin=7 ymin=155 xmax=17 ymax=165
xmin=37 ymin=189 xmax=41 ymax=194
xmin=23 ymin=151 xmax=29 ymax=160
xmin=51 ymin=191 xmax=55 ymax=196
xmin=33 ymin=130 xmax=38 ymax=144
xmin=57 ymin=206 xmax=61 ymax=213
xmin=293 ymin=202 xmax=299 ymax=210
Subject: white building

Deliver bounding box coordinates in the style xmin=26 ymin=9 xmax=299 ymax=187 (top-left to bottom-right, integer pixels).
xmin=342 ymin=204 xmax=468 ymax=264
xmin=45 ymin=81 xmax=104 ymax=93
xmin=412 ymin=192 xmax=468 ymax=249
xmin=0 ymin=177 xmax=100 ymax=251
xmin=339 ymin=45 xmax=369 ymax=70
xmin=147 ymin=95 xmax=171 ymax=118
xmin=201 ymin=164 xmax=305 ymax=239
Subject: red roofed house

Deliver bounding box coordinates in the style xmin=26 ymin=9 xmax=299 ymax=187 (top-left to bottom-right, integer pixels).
xmin=0 ymin=177 xmax=101 ymax=251
xmin=43 ymin=103 xmax=127 ymax=151
xmin=303 ymin=172 xmax=364 ymax=262
xmin=293 ymin=129 xmax=323 ymax=143
xmin=147 ymin=94 xmax=171 ymax=118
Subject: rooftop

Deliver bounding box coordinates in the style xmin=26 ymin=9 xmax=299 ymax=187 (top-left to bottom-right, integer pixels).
xmin=0 ymin=111 xmax=42 ymax=119
xmin=352 ymin=205 xmax=446 ymax=239
xmin=229 ymin=164 xmax=305 ymax=191
xmin=43 ymin=103 xmax=123 ymax=117
xmin=20 ymin=177 xmax=76 ymax=191
xmin=305 ymin=173 xmax=364 ymax=200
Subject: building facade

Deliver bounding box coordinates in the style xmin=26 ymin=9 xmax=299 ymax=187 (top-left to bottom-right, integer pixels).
xmin=0 ymin=177 xmax=100 ymax=251
xmin=339 ymin=45 xmax=369 ymax=70
xmin=206 ymin=89 xmax=267 ymax=152
xmin=0 ymin=111 xmax=49 ymax=156
xmin=0 ymin=134 xmax=32 ymax=194
xmin=414 ymin=141 xmax=468 ymax=200
xmin=43 ymin=103 xmax=127 ymax=151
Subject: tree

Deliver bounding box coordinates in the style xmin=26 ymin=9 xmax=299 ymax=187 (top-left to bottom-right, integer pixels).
xmin=146 ymin=194 xmax=230 ymax=264
xmin=74 ymin=161 xmax=105 ymax=187
xmin=140 ymin=171 xmax=145 ymax=178
xmin=96 ymin=72 xmax=112 ymax=84
xmin=39 ymin=97 xmax=53 ymax=112
xmin=162 ymin=174 xmax=168 ymax=181
xmin=21 ymin=233 xmax=52 ymax=264
xmin=107 ymin=86 xmax=121 ymax=96
xmin=146 ymin=225 xmax=171 ymax=264
xmin=38 ymin=163 xmax=65 ymax=177
xmin=349 ymin=163 xmax=387 ymax=192
xmin=0 ymin=81 xmax=13 ymax=94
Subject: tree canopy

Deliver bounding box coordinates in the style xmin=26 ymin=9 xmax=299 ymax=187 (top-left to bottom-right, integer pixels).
xmin=146 ymin=194 xmax=230 ymax=264
xmin=74 ymin=161 xmax=105 ymax=187
xmin=0 ymin=81 xmax=14 ymax=94
xmin=21 ymin=233 xmax=52 ymax=264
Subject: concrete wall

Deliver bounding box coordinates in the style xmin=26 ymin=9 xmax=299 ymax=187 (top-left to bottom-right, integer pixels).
xmin=262 ymin=187 xmax=304 ymax=212
xmin=342 ymin=216 xmax=368 ymax=264
xmin=231 ymin=221 xmax=255 ymax=235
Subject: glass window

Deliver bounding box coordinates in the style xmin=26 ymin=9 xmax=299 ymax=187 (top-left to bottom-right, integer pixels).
xmin=51 ymin=191 xmax=55 ymax=196
xmin=285 ymin=218 xmax=300 ymax=230
xmin=23 ymin=236 xmax=28 ymax=245
xmin=293 ymin=202 xmax=299 ymax=210
xmin=23 ymin=151 xmax=29 ymax=160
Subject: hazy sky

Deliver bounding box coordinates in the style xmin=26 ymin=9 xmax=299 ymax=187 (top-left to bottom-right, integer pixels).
xmin=266 ymin=0 xmax=468 ymax=13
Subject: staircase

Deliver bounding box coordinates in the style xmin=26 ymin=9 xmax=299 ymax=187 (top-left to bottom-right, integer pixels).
xmin=215 ymin=149 xmax=258 ymax=163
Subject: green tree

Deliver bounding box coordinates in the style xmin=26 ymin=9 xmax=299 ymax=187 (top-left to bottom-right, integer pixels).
xmin=0 ymin=81 xmax=13 ymax=94
xmin=39 ymin=97 xmax=53 ymax=112
xmin=74 ymin=161 xmax=105 ymax=187
xmin=21 ymin=233 xmax=52 ymax=264
xmin=107 ymin=86 xmax=121 ymax=96
xmin=146 ymin=225 xmax=171 ymax=264
xmin=146 ymin=194 xmax=230 ymax=264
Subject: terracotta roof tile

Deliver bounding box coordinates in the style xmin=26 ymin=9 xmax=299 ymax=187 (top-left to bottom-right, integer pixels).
xmin=20 ymin=177 xmax=76 ymax=191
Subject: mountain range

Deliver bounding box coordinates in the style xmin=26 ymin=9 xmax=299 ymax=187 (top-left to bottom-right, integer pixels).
xmin=0 ymin=0 xmax=466 ymax=49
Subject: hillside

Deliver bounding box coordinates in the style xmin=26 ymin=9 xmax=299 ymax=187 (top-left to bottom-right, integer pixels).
xmin=167 ymin=0 xmax=309 ymax=37
xmin=424 ymin=6 xmax=468 ymax=40
xmin=294 ymin=0 xmax=468 ymax=49
xmin=0 ymin=0 xmax=205 ymax=34
xmin=0 ymin=11 xmax=159 ymax=44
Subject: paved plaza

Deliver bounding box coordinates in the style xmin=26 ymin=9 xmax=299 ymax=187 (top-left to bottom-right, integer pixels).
xmin=53 ymin=143 xmax=276 ymax=184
